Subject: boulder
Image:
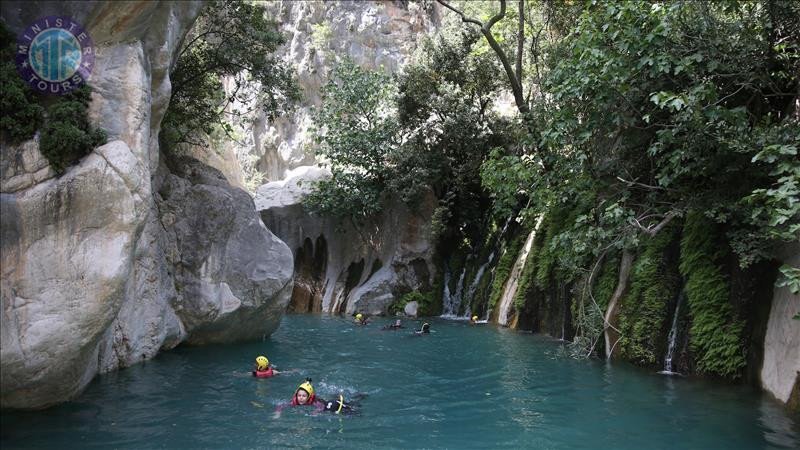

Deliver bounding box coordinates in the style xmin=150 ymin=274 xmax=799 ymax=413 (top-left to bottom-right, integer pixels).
xmin=159 ymin=157 xmax=293 ymax=344
xmin=404 ymin=301 xmax=418 ymax=318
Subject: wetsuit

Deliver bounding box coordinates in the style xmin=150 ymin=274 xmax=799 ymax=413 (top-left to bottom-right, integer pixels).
xmin=276 ymin=394 xmax=361 ymax=415
xmin=321 ymin=394 xmax=358 ymax=415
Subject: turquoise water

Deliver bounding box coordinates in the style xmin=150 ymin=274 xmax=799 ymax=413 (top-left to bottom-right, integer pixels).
xmin=2 ymin=315 xmax=798 ymax=449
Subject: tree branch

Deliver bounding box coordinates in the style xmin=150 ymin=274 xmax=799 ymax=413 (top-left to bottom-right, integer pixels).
xmin=437 ymin=0 xmax=529 ymax=115
xmin=516 ymin=0 xmax=524 ymax=84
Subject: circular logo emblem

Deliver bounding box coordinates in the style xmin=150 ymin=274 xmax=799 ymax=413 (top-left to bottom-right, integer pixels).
xmin=15 ymin=16 xmax=94 ymax=95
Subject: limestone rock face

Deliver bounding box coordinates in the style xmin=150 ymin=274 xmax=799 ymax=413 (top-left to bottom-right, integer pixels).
xmin=1 ymin=141 xmax=147 ymax=409
xmin=404 ymin=301 xmax=419 ymax=318
xmin=158 ymin=157 xmax=293 ymax=344
xmin=256 ymin=166 xmax=435 ymax=315
xmin=1 ymin=1 xmax=293 ymax=409
xmin=761 ymin=243 xmax=800 ymax=408
xmin=241 ymin=0 xmax=440 ymax=182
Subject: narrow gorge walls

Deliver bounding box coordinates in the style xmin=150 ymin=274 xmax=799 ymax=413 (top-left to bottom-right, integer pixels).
xmin=1 ymin=1 xmax=293 ymax=409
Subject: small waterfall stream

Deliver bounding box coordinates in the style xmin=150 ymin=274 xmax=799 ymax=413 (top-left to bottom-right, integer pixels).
xmin=497 ymin=226 xmax=538 ymax=326
xmin=461 ymin=251 xmax=496 ymax=319
xmin=659 ymin=289 xmax=685 ymax=375
xmin=441 ymin=217 xmax=515 ymax=320
xmin=441 ymin=263 xmax=467 ymax=318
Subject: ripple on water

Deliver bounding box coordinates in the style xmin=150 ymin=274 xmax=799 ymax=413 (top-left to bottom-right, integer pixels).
xmin=1 ymin=316 xmax=798 ymax=449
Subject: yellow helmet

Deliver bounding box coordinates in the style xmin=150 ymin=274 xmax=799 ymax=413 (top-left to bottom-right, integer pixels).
xmin=297 ymin=379 xmax=315 ymax=397
xmin=355 ymin=313 xmax=363 ymax=320
xmin=256 ymin=356 xmax=269 ymax=370
xmin=472 ymin=315 xmax=478 ymax=321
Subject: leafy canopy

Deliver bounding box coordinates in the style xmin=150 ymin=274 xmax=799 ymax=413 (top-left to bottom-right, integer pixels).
xmin=162 ymin=0 xmax=299 ymax=150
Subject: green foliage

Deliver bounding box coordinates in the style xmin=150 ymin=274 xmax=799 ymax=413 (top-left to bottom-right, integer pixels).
xmin=397 ymin=24 xmax=510 ymax=246
xmin=617 ymin=226 xmax=680 ymax=366
xmin=478 ymin=0 xmax=800 ymax=274
xmin=389 ymin=290 xmax=439 ymax=317
xmin=163 ymin=0 xmax=298 ymax=150
xmin=0 ymin=23 xmax=43 ymax=144
xmin=304 ymin=59 xmax=397 ymax=222
xmin=487 ymin=233 xmax=524 ymax=310
xmin=0 ymin=22 xmax=104 ymax=172
xmin=39 ymin=86 xmax=107 ymax=173
xmin=593 ymin=253 xmax=621 ymax=311
xmin=680 ymin=212 xmax=746 ymax=377
xmin=776 ymin=264 xmax=800 ymax=295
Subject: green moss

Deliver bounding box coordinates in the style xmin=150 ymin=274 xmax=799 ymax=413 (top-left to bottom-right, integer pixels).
xmin=534 ymin=206 xmax=572 ymax=290
xmin=680 ymin=211 xmax=745 ymax=378
xmin=593 ymin=253 xmax=621 ymax=311
xmin=389 ymin=290 xmax=440 ymax=317
xmin=488 ymin=233 xmax=525 ymax=310
xmin=617 ymin=226 xmax=680 ymax=366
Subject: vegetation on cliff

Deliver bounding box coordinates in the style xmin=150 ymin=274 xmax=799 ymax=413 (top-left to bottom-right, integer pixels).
xmin=303 ymin=0 xmax=798 ymax=376
xmin=162 ymin=0 xmax=298 ymax=152
xmin=1 ymin=23 xmax=106 ymax=173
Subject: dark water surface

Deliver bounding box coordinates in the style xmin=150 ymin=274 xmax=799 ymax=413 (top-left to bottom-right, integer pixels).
xmin=2 ymin=315 xmax=798 ymax=449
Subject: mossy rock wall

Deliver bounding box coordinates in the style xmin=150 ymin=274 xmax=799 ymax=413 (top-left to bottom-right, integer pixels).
xmin=616 ymin=225 xmax=682 ymax=367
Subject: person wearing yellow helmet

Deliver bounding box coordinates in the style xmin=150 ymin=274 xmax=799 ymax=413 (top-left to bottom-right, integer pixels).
xmin=274 ymin=378 xmax=364 ymax=416
xmin=252 ymin=355 xmax=281 ymax=378
xmin=470 ymin=315 xmax=488 ymax=325
xmin=354 ymin=312 xmax=369 ymax=325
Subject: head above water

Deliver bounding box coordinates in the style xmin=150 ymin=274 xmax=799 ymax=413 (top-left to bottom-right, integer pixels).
xmin=422 ymin=322 xmax=430 ymax=332
xmin=355 ymin=313 xmax=363 ymax=321
xmin=472 ymin=315 xmax=478 ymax=322
xmin=294 ymin=378 xmax=316 ymax=405
xmin=395 ymin=319 xmax=402 ymax=326
xmin=256 ymin=355 xmax=269 ymax=370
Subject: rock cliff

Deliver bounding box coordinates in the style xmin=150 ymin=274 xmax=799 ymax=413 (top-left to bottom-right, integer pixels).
xmin=1 ymin=1 xmax=293 ymax=409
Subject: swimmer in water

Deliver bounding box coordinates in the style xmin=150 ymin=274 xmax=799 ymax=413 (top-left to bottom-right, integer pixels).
xmin=274 ymin=379 xmax=363 ymax=417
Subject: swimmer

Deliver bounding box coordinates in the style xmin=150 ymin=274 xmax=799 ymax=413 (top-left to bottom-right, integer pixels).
xmin=274 ymin=379 xmax=363 ymax=417
xmin=252 ymin=355 xmax=281 ymax=378
xmin=354 ymin=313 xmax=370 ymax=325
xmin=413 ymin=322 xmax=430 ymax=335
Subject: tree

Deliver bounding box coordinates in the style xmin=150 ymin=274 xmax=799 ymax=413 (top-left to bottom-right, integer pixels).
xmin=304 ymin=59 xmax=399 ymax=222
xmin=162 ymin=0 xmax=299 ymax=150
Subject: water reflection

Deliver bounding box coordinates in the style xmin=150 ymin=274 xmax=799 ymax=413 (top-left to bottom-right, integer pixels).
xmin=759 ymin=397 xmax=800 ymax=448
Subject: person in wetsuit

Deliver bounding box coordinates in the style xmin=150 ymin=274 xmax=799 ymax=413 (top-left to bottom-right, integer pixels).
xmin=274 ymin=379 xmax=362 ymax=417
xmin=414 ymin=322 xmax=430 ymax=335
xmin=354 ymin=313 xmax=370 ymax=325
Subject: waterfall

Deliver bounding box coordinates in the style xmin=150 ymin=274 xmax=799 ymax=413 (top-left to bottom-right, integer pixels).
xmin=441 ymin=263 xmax=466 ymax=318
xmin=659 ymin=289 xmax=685 ymax=375
xmin=442 ymin=216 xmax=514 ymax=320
xmin=497 ymin=225 xmax=539 ymax=326
xmin=461 ymin=251 xmax=496 ymax=319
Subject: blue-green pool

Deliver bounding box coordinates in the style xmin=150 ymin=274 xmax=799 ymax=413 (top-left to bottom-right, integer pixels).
xmin=2 ymin=315 xmax=798 ymax=449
